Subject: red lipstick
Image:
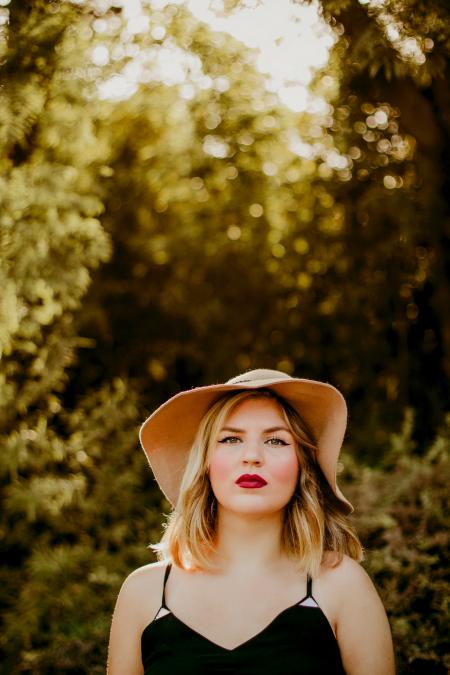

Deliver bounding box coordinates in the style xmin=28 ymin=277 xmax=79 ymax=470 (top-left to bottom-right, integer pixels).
xmin=235 ymin=473 xmax=268 ymax=488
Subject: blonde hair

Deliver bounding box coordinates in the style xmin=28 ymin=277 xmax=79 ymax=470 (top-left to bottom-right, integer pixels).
xmin=151 ymin=389 xmax=362 ymax=577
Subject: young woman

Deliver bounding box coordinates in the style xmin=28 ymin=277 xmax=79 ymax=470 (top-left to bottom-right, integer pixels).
xmin=107 ymin=369 xmax=395 ymax=674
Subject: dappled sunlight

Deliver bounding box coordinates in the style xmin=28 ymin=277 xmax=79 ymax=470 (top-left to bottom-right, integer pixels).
xmin=89 ymin=0 xmax=336 ymax=115
xmin=188 ymin=0 xmax=335 ymax=113
xmin=358 ymin=0 xmax=431 ymax=65
xmin=1 ymin=0 xmax=449 ymax=672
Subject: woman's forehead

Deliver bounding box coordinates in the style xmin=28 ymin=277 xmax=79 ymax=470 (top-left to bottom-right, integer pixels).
xmin=223 ymin=395 xmax=288 ymax=424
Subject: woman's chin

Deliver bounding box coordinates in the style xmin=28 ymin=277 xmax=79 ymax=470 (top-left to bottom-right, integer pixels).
xmin=217 ymin=498 xmax=289 ymax=518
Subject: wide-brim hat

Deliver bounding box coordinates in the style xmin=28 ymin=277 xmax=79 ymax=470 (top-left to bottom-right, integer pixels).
xmin=139 ymin=368 xmax=353 ymax=513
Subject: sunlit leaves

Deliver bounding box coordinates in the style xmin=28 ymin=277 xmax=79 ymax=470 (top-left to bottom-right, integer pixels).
xmin=342 ymin=411 xmax=450 ymax=674
xmin=0 ymin=1 xmax=449 ymax=671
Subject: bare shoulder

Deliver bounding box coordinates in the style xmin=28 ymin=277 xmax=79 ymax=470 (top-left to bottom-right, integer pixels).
xmin=107 ymin=561 xmax=169 ymax=675
xmin=312 ymin=554 xmax=372 ymax=626
xmin=119 ymin=560 xmax=168 ymax=625
xmin=317 ymin=554 xmax=395 ymax=675
xmin=125 ymin=559 xmax=168 ymax=587
xmin=319 ymin=553 xmax=376 ymax=594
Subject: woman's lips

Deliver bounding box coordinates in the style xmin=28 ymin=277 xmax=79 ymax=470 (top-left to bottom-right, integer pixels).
xmin=235 ymin=474 xmax=267 ymax=488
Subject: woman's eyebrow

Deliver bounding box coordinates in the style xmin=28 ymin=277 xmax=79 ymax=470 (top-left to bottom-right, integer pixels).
xmin=219 ymin=426 xmax=292 ymax=433
xmin=264 ymin=426 xmax=292 ymax=433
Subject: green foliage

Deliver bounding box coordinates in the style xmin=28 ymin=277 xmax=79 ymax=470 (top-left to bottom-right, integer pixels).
xmin=0 ymin=2 xmax=122 ymax=671
xmin=343 ymin=411 xmax=450 ymax=674
xmin=306 ymin=0 xmax=450 ymax=451
xmin=0 ymin=0 xmax=111 ymax=433
xmin=1 ymin=380 xmax=164 ymax=674
xmin=0 ymin=0 xmax=449 ymax=673
xmin=69 ymin=0 xmax=450 ymax=459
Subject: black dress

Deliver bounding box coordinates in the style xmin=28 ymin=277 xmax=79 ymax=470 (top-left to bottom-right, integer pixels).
xmin=141 ymin=564 xmax=346 ymax=674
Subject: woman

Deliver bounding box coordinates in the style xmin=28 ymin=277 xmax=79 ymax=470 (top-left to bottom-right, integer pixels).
xmin=107 ymin=368 xmax=395 ymax=674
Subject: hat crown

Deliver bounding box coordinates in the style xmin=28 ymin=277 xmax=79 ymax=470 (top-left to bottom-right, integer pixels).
xmin=227 ymin=368 xmax=292 ymax=385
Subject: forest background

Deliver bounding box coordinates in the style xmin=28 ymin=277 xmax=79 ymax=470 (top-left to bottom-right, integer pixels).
xmin=0 ymin=0 xmax=449 ymax=672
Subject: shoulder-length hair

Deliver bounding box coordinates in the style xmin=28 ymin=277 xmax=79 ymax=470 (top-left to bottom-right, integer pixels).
xmin=151 ymin=388 xmax=362 ymax=577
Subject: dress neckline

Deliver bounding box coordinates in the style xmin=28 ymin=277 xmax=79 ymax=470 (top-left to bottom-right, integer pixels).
xmin=158 ymin=595 xmax=320 ymax=652
xmin=146 ymin=561 xmax=336 ymax=652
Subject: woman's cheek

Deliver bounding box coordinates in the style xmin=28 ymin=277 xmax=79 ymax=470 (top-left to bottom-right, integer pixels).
xmin=208 ymin=448 xmax=233 ymax=486
xmin=270 ymin=451 xmax=299 ymax=486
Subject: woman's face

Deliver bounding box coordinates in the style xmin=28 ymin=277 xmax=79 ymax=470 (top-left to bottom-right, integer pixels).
xmin=208 ymin=396 xmax=299 ymax=516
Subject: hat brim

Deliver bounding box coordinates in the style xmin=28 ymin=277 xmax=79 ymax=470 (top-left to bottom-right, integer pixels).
xmin=140 ymin=376 xmax=353 ymax=513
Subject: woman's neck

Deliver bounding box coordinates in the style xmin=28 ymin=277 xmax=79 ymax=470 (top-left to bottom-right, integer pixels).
xmin=211 ymin=507 xmax=286 ymax=574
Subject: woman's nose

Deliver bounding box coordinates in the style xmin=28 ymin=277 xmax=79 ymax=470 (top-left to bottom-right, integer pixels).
xmin=241 ymin=441 xmax=264 ymax=464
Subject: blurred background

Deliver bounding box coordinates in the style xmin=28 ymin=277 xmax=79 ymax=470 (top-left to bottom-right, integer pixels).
xmin=0 ymin=0 xmax=449 ymax=672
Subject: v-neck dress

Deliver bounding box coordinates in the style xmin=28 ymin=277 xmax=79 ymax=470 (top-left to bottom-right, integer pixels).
xmin=141 ymin=564 xmax=346 ymax=675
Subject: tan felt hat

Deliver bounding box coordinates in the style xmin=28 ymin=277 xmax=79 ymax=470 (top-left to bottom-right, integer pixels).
xmin=139 ymin=368 xmax=353 ymax=513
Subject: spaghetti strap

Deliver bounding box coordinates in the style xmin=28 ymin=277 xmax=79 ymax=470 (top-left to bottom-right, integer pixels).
xmin=142 ymin=564 xmax=345 ymax=673
xmin=161 ymin=563 xmax=172 ymax=610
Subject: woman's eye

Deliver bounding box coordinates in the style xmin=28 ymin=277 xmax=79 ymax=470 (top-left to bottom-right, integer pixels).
xmin=266 ymin=437 xmax=288 ymax=446
xmin=218 ymin=436 xmax=289 ymax=445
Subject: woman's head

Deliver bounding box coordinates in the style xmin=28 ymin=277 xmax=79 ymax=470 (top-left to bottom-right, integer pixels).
xmin=140 ymin=368 xmax=353 ymax=511
xmin=153 ymin=389 xmax=362 ymax=575
xmin=208 ymin=393 xmax=300 ymax=517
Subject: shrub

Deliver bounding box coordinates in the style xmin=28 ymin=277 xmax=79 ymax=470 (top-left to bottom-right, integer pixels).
xmin=343 ymin=410 xmax=450 ymax=674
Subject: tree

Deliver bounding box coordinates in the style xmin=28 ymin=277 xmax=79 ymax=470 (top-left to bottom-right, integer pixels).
xmin=306 ymin=0 xmax=450 ymax=449
xmin=0 ymin=2 xmax=135 ymax=671
xmin=343 ymin=410 xmax=450 ymax=674
xmin=1 ymin=0 xmax=449 ymax=671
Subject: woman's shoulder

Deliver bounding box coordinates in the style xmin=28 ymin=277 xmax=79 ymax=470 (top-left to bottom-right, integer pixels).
xmin=319 ymin=552 xmax=376 ymax=592
xmin=116 ymin=561 xmax=170 ymax=627
xmin=317 ymin=553 xmax=386 ymax=622
xmin=318 ymin=552 xmax=374 ymax=597
xmin=311 ymin=553 xmax=386 ymax=643
xmin=108 ymin=562 xmax=172 ymax=673
xmin=121 ymin=560 xmax=169 ymax=596
xmin=318 ymin=556 xmax=395 ymax=673
xmin=126 ymin=560 xmax=169 ymax=583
